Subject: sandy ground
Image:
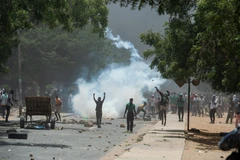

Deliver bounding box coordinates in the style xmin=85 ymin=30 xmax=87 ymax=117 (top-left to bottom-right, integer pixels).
xmin=182 ymin=112 xmax=236 ymax=160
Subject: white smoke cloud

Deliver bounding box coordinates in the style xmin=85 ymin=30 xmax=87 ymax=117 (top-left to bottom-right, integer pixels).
xmin=72 ymin=28 xmax=166 ymax=118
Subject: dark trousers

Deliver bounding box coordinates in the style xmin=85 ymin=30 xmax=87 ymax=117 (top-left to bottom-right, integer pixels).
xmin=210 ymin=108 xmax=216 ymax=123
xmin=1 ymin=105 xmax=5 ymax=117
xmin=226 ymin=110 xmax=234 ymax=124
xmin=178 ymin=107 xmax=184 ymax=121
xmin=158 ymin=110 xmax=163 ymax=120
xmin=96 ymin=111 xmax=102 ymax=126
xmin=160 ymin=110 xmax=166 ymax=125
xmin=150 ymin=106 xmax=155 ymax=116
xmin=5 ymin=105 xmax=11 ymax=121
xmin=127 ymin=112 xmax=134 ymax=132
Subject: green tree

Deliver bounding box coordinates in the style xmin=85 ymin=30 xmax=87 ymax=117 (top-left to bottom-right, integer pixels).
xmin=0 ymin=0 xmax=108 ymax=73
xmin=140 ymin=17 xmax=196 ymax=80
xmin=4 ymin=26 xmax=131 ymax=95
xmin=193 ymin=0 xmax=240 ymax=93
xmin=110 ymin=0 xmax=240 ymax=93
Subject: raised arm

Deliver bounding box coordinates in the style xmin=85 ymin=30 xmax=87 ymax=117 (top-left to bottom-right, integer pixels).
xmin=102 ymin=92 xmax=106 ymax=102
xmin=93 ymin=93 xmax=97 ymax=102
xmin=155 ymin=87 xmax=163 ymax=97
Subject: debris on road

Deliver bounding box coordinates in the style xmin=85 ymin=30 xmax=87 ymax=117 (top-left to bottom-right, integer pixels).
xmin=120 ymin=124 xmax=125 ymax=128
xmin=84 ymin=121 xmax=93 ymax=127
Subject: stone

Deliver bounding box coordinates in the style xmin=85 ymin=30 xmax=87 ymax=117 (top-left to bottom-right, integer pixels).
xmin=84 ymin=121 xmax=93 ymax=127
xmin=79 ymin=120 xmax=85 ymax=124
xmin=6 ymin=128 xmax=17 ymax=133
xmin=188 ymin=132 xmax=194 ymax=137
xmin=120 ymin=124 xmax=125 ymax=128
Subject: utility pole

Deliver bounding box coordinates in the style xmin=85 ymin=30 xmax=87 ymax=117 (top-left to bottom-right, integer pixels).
xmin=18 ymin=31 xmax=23 ymax=117
xmin=187 ymin=78 xmax=191 ymax=131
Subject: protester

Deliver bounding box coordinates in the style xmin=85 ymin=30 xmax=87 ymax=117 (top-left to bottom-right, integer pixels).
xmin=136 ymin=102 xmax=147 ymax=119
xmin=5 ymin=90 xmax=14 ymax=122
xmin=210 ymin=95 xmax=218 ymax=124
xmin=124 ymin=98 xmax=136 ymax=132
xmin=148 ymin=95 xmax=155 ymax=118
xmin=156 ymin=97 xmax=162 ymax=120
xmin=192 ymin=94 xmax=199 ymax=116
xmin=155 ymin=87 xmax=170 ymax=126
xmin=217 ymin=95 xmax=224 ymax=118
xmin=55 ymin=95 xmax=62 ymax=121
xmin=1 ymin=91 xmax=8 ymax=119
xmin=93 ymin=92 xmax=106 ymax=128
xmin=170 ymin=92 xmax=178 ymax=114
xmin=235 ymin=100 xmax=240 ymax=128
xmin=226 ymin=97 xmax=235 ymax=124
xmin=199 ymin=95 xmax=205 ymax=117
xmin=176 ymin=93 xmax=185 ymax=122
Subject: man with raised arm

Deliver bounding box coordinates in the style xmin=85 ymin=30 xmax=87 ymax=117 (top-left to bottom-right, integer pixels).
xmin=93 ymin=92 xmax=106 ymax=128
xmin=155 ymin=87 xmax=170 ymax=126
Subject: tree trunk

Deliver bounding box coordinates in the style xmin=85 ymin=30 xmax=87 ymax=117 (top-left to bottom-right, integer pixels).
xmin=39 ymin=82 xmax=46 ymax=96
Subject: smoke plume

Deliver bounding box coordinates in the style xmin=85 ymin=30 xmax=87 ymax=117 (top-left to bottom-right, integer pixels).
xmin=72 ymin=28 xmax=166 ymax=118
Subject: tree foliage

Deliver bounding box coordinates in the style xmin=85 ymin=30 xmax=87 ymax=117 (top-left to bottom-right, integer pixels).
xmin=193 ymin=0 xmax=240 ymax=93
xmin=3 ymin=26 xmax=131 ymax=93
xmin=141 ymin=17 xmax=196 ymax=80
xmin=111 ymin=0 xmax=240 ymax=93
xmin=0 ymin=0 xmax=108 ymax=73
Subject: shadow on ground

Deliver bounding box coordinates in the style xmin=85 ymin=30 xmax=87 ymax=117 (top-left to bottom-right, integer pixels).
xmin=186 ymin=130 xmax=223 ymax=150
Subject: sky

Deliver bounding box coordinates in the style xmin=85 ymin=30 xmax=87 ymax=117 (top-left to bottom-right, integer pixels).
xmin=107 ymin=3 xmax=169 ymax=56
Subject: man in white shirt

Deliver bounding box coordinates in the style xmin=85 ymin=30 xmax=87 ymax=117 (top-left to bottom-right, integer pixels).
xmin=148 ymin=95 xmax=155 ymax=118
xmin=1 ymin=91 xmax=8 ymax=118
xmin=210 ymin=95 xmax=218 ymax=124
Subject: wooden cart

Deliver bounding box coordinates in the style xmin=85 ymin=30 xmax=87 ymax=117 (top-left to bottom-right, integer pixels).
xmin=20 ymin=96 xmax=55 ymax=129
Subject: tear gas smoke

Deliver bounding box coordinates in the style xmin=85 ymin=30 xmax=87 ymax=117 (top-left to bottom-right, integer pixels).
xmin=72 ymin=28 xmax=166 ymax=118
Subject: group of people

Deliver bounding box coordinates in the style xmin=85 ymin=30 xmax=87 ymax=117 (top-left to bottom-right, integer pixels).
xmin=3 ymin=86 xmax=238 ymax=131
xmin=92 ymin=87 xmax=176 ymax=133
xmin=143 ymin=89 xmax=185 ymax=124
xmin=187 ymin=93 xmax=240 ymax=127
xmin=0 ymin=87 xmax=63 ymax=123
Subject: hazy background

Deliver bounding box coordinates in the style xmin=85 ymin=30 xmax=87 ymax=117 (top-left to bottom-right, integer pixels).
xmin=72 ymin=4 xmax=212 ymax=118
